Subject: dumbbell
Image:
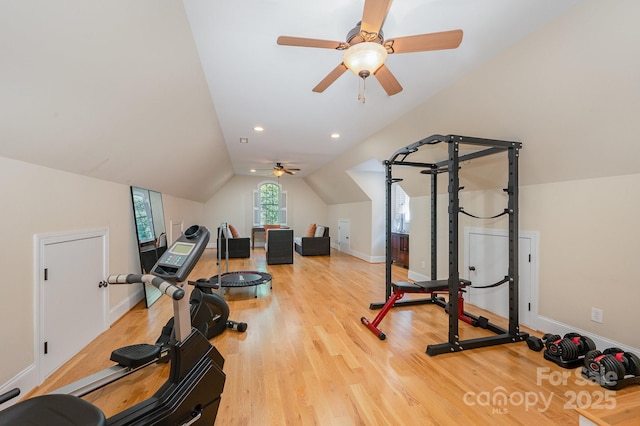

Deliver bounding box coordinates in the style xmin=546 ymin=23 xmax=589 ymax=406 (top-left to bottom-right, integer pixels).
xmin=526 ymin=333 xmax=557 ymax=352
xmin=584 ymin=348 xmax=640 ymax=383
xmin=545 ymin=332 xmax=596 ymax=361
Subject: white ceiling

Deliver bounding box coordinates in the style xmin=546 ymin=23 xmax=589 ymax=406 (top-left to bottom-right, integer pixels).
xmin=183 ymin=0 xmax=579 ymax=178
xmin=0 ymin=0 xmax=580 ymax=202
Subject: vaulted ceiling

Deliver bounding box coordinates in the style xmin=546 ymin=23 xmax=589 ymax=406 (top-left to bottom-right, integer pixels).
xmin=0 ymin=0 xmax=580 ymax=202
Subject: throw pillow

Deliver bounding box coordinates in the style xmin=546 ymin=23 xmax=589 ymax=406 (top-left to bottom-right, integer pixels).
xmin=314 ymin=225 xmax=325 ymax=238
xmin=229 ymin=224 xmax=240 ymax=238
xmin=306 ymin=223 xmax=316 ymax=237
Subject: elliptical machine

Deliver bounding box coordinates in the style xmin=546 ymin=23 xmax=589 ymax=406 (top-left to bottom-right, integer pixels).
xmin=0 ymin=225 xmax=226 ymax=425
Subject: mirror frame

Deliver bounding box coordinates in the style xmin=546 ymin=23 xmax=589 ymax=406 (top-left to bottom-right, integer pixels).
xmin=130 ymin=186 xmax=167 ymax=307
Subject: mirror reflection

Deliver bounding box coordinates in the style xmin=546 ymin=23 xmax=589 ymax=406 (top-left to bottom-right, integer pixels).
xmin=130 ymin=186 xmax=167 ymax=307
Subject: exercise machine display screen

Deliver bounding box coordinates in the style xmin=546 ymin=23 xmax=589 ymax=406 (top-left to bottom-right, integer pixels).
xmin=171 ymin=242 xmax=194 ymax=256
xmin=157 ymin=242 xmax=195 ymax=267
xmin=151 ymin=225 xmax=209 ymax=282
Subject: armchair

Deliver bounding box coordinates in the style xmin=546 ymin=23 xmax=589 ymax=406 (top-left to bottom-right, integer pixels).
xmin=294 ymin=225 xmax=330 ymax=256
xmin=217 ymin=225 xmax=250 ymax=259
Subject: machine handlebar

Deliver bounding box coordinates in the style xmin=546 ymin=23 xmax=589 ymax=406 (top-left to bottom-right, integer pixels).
xmin=107 ymin=274 xmax=185 ymax=301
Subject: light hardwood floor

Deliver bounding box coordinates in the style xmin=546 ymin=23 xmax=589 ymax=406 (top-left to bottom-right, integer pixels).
xmin=27 ymin=248 xmax=636 ymax=425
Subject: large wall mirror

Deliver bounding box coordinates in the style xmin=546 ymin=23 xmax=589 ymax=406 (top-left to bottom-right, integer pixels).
xmin=130 ymin=186 xmax=167 ymax=307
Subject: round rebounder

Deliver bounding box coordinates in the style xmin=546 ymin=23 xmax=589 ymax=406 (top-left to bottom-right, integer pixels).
xmin=208 ymin=271 xmax=272 ymax=297
xmin=212 ymin=271 xmax=272 ymax=287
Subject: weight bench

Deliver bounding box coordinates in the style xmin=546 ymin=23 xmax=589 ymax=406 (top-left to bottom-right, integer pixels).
xmin=361 ymin=279 xmax=477 ymax=340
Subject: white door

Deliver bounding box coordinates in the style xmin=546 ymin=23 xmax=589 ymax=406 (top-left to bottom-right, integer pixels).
xmin=40 ymin=232 xmax=108 ymax=380
xmin=338 ymin=220 xmax=350 ymax=253
xmin=466 ymin=230 xmax=535 ymax=328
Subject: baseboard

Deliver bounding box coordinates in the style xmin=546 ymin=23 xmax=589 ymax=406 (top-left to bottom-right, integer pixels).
xmin=0 ymin=364 xmax=38 ymax=410
xmin=109 ymin=286 xmax=144 ymax=325
xmin=408 ymin=270 xmax=429 ymax=282
xmin=535 ymin=316 xmax=640 ymax=354
xmin=342 ymin=248 xmax=381 ymax=263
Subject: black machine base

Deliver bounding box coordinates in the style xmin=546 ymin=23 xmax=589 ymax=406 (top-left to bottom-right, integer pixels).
xmin=581 ymin=367 xmax=640 ymax=390
xmin=426 ymin=332 xmax=529 ymax=356
xmin=108 ymin=329 xmax=225 ymax=426
xmin=543 ymin=350 xmax=584 ymax=369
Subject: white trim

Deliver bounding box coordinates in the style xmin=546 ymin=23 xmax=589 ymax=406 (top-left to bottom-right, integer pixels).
xmin=408 ymin=270 xmax=429 ymax=282
xmin=331 ymin=246 xmax=383 ymax=263
xmin=109 ymin=286 xmax=144 ymax=324
xmin=254 ymin=180 xmax=286 ymax=226
xmin=34 ymin=228 xmax=109 ymax=384
xmin=0 ymin=364 xmax=38 ymax=410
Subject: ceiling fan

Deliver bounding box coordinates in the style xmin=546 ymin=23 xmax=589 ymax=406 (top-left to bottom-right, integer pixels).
xmin=271 ymin=162 xmax=300 ymax=177
xmin=277 ymin=0 xmax=463 ymax=98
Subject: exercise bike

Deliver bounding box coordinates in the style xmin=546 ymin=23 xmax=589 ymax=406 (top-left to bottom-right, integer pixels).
xmin=0 ymin=225 xmax=226 ymax=425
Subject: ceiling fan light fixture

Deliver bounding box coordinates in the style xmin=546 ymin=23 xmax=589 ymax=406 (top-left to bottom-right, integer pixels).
xmin=343 ymin=42 xmax=387 ymax=78
xmin=273 ymin=169 xmax=285 ymax=177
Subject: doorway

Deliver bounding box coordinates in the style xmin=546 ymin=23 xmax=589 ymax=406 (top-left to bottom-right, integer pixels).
xmin=36 ymin=228 xmax=109 ymax=382
xmin=338 ymin=219 xmax=350 ymax=254
xmin=464 ymin=228 xmax=538 ymax=329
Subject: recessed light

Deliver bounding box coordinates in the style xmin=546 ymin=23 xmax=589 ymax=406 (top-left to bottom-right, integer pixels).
xmin=253 ymin=126 xmax=264 ymax=132
xmin=239 ymin=137 xmax=249 ymax=144
xmin=250 ymin=169 xmax=256 ymax=173
xmin=330 ymin=133 xmax=340 ymax=139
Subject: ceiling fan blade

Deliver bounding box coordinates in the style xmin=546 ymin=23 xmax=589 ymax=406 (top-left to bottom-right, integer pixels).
xmin=384 ymin=29 xmax=463 ymax=54
xmin=312 ymin=63 xmax=348 ymax=93
xmin=277 ymin=36 xmax=348 ymax=50
xmin=361 ymin=0 xmax=393 ymax=37
xmin=284 ymin=170 xmax=296 ymax=175
xmin=373 ymin=64 xmax=403 ymax=96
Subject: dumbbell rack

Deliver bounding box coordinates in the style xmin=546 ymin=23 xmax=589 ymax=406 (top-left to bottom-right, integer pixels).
xmin=581 ymin=367 xmax=640 ymax=390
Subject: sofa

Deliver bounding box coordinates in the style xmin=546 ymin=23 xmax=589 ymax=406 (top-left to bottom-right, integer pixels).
xmin=294 ymin=225 xmax=330 ymax=256
xmin=265 ymin=228 xmax=294 ymax=265
xmin=217 ymin=225 xmax=250 ymax=259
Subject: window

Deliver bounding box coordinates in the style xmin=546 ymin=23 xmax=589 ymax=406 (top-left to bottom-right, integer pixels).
xmin=253 ymin=181 xmax=287 ymax=226
xmin=132 ymin=190 xmax=155 ymax=243
xmin=392 ymin=185 xmax=410 ymax=233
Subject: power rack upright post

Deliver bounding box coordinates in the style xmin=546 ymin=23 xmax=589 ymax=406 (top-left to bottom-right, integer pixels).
xmin=369 ymin=134 xmax=529 ymax=356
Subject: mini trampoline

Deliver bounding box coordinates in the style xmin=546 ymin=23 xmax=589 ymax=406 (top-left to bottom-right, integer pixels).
xmin=215 ymin=222 xmax=272 ymax=298
xmin=208 ymin=271 xmax=272 ymax=298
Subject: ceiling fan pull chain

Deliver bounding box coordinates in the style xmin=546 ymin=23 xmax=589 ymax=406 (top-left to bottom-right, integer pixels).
xmin=362 ymin=77 xmax=367 ymax=103
xmin=357 ymin=77 xmax=367 ymax=103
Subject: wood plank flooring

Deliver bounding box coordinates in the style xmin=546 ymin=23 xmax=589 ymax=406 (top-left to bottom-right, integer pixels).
xmin=27 ymin=248 xmax=638 ymax=425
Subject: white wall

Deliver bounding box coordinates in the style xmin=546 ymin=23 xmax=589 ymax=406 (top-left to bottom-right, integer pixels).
xmin=521 ymin=174 xmax=640 ymax=347
xmin=328 ymin=202 xmax=373 ymax=261
xmin=346 ymin=171 xmax=386 ymax=259
xmin=203 ymin=175 xmax=328 ymax=242
xmin=0 ymin=155 xmax=204 ymax=392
